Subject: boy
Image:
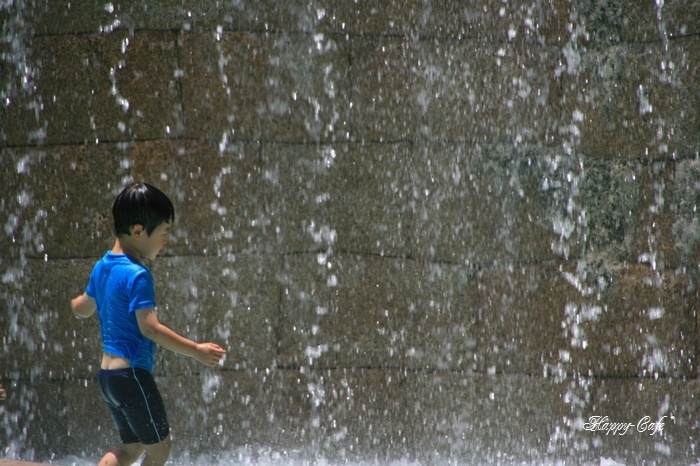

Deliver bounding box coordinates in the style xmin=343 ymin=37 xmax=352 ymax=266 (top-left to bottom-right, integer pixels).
xmin=71 ymin=182 xmax=226 ymax=466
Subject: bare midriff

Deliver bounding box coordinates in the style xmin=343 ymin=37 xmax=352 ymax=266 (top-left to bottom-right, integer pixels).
xmin=101 ymin=352 xmax=131 ymax=370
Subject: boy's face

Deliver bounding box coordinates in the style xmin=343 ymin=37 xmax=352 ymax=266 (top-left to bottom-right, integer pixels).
xmin=134 ymin=220 xmax=172 ymax=260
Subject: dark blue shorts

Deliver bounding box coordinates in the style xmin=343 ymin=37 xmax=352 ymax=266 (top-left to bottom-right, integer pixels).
xmin=98 ymin=367 xmax=170 ymax=445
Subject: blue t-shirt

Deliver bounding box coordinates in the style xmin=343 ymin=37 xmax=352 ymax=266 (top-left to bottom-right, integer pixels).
xmin=86 ymin=252 xmax=157 ymax=372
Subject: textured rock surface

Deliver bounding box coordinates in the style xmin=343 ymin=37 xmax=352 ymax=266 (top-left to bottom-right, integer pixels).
xmin=1 ymin=1 xmax=698 ymax=463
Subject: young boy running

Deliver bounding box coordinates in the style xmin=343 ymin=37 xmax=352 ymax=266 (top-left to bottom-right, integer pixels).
xmin=71 ymin=182 xmax=226 ymax=466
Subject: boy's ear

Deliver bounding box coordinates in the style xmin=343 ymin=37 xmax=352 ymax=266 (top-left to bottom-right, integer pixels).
xmin=130 ymin=224 xmax=145 ymax=238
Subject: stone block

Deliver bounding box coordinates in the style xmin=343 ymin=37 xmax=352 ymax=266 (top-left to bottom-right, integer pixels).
xmin=411 ymin=142 xmax=563 ymax=264
xmin=1 ymin=31 xmax=182 ymax=146
xmin=0 ymin=145 xmax=125 ymax=261
xmin=21 ymin=0 xmax=578 ymax=40
xmin=0 ymin=378 xmax=113 ymax=461
xmin=467 ymin=374 xmax=570 ymax=462
xmin=401 ymin=372 xmax=576 ymax=463
xmin=570 ymin=265 xmax=696 ymax=378
xmin=400 ymin=370 xmax=480 ymax=461
xmin=275 ymin=253 xmax=332 ymax=368
xmin=575 ymin=317 xmax=694 ymax=379
xmin=350 ymin=37 xmax=563 ymax=144
xmin=261 ymin=142 xmax=346 ymax=254
xmin=278 ymin=253 xmax=477 ymax=371
xmin=327 ymin=143 xmax=415 ymax=256
xmin=338 ymin=0 xmax=571 ymax=43
xmin=530 ymin=262 xmax=697 ymax=378
xmin=30 ymin=0 xmax=189 ymax=34
xmin=129 ymin=139 xmax=270 ymax=255
xmin=671 ymin=156 xmax=700 ymax=267
xmin=159 ymin=370 xmax=314 ymax=456
xmin=150 ymin=254 xmax=280 ymax=374
xmin=621 ymin=0 xmax=700 ymax=41
xmin=180 ymin=32 xmax=350 ymax=142
xmin=0 ymin=258 xmax=102 ymax=380
xmin=475 ymin=263 xmax=579 ymax=375
xmin=569 ymin=37 xmax=699 ymax=159
xmin=7 ymin=370 xmax=698 ymax=464
xmin=627 ymin=160 xmax=682 ymax=269
xmin=190 ymin=1 xmax=351 ymax=34
xmin=348 ymin=37 xmax=422 ymax=142
xmin=586 ymin=377 xmax=700 ymax=464
xmin=262 ymin=142 xmax=414 ymax=256
xmin=153 ymin=367 xmax=419 ymax=461
xmin=138 ymin=1 xmax=354 ymax=34
xmin=301 ymin=368 xmax=409 ymax=461
xmin=62 ymin=378 xmax=116 ymax=458
xmin=577 ymin=157 xmax=645 ymax=261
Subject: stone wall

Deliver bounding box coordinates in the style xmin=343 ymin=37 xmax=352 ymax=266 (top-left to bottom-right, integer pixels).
xmin=1 ymin=1 xmax=699 ymax=464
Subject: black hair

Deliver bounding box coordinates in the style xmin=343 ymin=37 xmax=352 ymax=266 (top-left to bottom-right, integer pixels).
xmin=112 ymin=182 xmax=175 ymax=236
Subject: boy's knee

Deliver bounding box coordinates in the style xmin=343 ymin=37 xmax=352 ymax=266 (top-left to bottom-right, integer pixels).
xmin=148 ymin=435 xmax=172 ymax=454
xmin=143 ymin=436 xmax=172 ymax=465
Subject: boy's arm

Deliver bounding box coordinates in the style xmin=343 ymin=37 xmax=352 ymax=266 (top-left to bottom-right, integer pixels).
xmin=71 ymin=293 xmax=96 ymax=319
xmin=136 ymin=307 xmax=226 ymax=367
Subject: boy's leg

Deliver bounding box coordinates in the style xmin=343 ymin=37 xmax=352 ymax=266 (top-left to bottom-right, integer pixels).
xmin=95 ymin=438 xmax=169 ymax=466
xmin=98 ymin=443 xmax=145 ymax=466
xmin=98 ymin=368 xmax=171 ymax=465
xmin=140 ymin=435 xmax=172 ymax=466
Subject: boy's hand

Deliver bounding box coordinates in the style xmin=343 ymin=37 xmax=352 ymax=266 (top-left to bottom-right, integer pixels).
xmin=71 ymin=293 xmax=96 ymax=319
xmin=195 ymin=343 xmax=227 ymax=367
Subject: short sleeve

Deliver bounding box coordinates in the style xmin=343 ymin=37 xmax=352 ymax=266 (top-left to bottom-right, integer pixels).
xmin=129 ymin=271 xmax=157 ymax=313
xmin=86 ymin=264 xmax=99 ymax=298
xmin=86 ymin=279 xmax=95 ymax=298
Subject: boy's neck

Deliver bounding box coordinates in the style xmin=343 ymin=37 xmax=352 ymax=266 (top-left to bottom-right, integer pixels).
xmin=112 ymin=237 xmax=143 ymax=262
